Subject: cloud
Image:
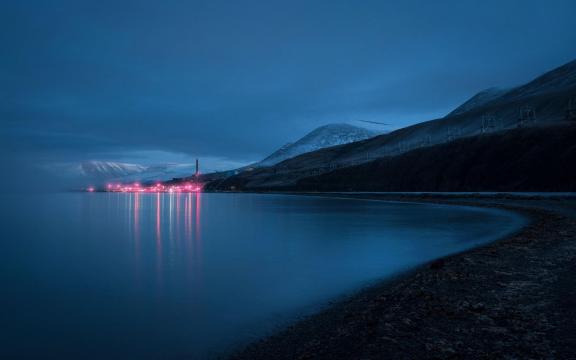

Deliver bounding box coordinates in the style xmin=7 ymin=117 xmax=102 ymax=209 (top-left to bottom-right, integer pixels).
xmin=1 ymin=0 xmax=575 ymax=183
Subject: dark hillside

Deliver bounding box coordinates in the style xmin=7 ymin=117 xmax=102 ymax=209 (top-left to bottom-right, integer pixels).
xmin=211 ymin=124 xmax=576 ymax=192
xmin=294 ymin=124 xmax=576 ymax=192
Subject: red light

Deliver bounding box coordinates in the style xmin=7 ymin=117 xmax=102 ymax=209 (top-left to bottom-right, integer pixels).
xmin=101 ymin=181 xmax=203 ymax=193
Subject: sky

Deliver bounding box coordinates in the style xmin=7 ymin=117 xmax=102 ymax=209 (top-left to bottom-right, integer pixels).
xmin=1 ymin=0 xmax=575 ymax=187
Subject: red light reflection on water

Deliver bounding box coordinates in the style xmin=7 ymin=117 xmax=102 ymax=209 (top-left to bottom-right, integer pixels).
xmin=184 ymin=193 xmax=191 ymax=240
xmin=155 ymin=192 xmax=163 ymax=288
xmin=134 ymin=192 xmax=140 ymax=255
xmin=195 ymin=192 xmax=202 ymax=250
xmin=194 ymin=192 xmax=203 ymax=284
xmin=155 ymin=192 xmax=162 ymax=253
xmin=124 ymin=190 xmax=203 ymax=291
xmin=176 ymin=193 xmax=181 ymax=247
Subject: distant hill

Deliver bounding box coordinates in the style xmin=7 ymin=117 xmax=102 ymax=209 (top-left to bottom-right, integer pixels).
xmin=257 ymin=123 xmax=378 ymax=167
xmin=78 ymin=161 xmax=196 ymax=183
xmin=207 ymin=59 xmax=576 ymax=191
xmin=211 ymin=124 xmax=576 ymax=192
xmin=80 ymin=161 xmax=146 ymax=179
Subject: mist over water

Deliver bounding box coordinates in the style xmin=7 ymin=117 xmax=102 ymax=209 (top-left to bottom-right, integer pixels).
xmin=0 ymin=193 xmax=525 ymax=358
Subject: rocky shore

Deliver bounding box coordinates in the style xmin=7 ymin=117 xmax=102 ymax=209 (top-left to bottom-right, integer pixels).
xmin=230 ymin=194 xmax=576 ymax=359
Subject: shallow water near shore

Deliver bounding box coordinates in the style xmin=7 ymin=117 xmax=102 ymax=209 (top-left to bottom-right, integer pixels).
xmin=0 ymin=193 xmax=525 ymax=359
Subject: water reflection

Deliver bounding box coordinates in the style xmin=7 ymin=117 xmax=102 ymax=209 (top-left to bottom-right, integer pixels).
xmin=124 ymin=192 xmax=203 ymax=289
xmin=195 ymin=192 xmax=202 ymax=271
xmin=134 ymin=192 xmax=140 ymax=257
xmin=0 ymin=193 xmax=526 ymax=359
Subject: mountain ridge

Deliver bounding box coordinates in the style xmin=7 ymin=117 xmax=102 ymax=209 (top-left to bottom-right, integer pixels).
xmin=256 ymin=123 xmax=379 ymax=167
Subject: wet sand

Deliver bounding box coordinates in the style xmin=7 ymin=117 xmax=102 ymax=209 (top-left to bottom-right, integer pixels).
xmin=230 ymin=193 xmax=576 ymax=359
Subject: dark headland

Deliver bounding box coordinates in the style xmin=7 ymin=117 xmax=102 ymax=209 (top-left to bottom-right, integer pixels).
xmin=203 ymin=60 xmax=576 ymax=194
xmin=203 ymin=59 xmax=576 ymax=359
xmin=229 ymin=193 xmax=576 ymax=359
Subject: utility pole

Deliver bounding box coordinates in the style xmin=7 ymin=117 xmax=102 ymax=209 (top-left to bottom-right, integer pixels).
xmin=481 ymin=114 xmax=496 ymax=134
xmin=446 ymin=128 xmax=456 ymax=142
xmin=567 ymin=98 xmax=576 ymax=121
xmin=518 ymin=107 xmax=536 ymax=128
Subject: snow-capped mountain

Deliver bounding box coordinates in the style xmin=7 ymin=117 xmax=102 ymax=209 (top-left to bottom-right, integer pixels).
xmin=257 ymin=123 xmax=379 ymax=166
xmin=80 ymin=161 xmax=147 ymax=178
xmin=77 ymin=161 xmax=196 ymax=183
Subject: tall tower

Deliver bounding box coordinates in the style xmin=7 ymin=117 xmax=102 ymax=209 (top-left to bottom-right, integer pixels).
xmin=195 ymin=158 xmax=199 ymax=177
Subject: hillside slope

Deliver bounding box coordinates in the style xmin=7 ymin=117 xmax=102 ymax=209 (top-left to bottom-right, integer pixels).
xmin=209 ymin=59 xmax=576 ymax=189
xmin=297 ymin=124 xmax=576 ymax=192
xmin=211 ymin=124 xmax=576 ymax=192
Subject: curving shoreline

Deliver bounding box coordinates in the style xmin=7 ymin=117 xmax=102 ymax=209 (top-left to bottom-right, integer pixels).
xmin=230 ymin=194 xmax=576 ymax=359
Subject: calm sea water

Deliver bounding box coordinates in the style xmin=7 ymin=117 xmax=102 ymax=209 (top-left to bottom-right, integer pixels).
xmin=0 ymin=193 xmax=524 ymax=359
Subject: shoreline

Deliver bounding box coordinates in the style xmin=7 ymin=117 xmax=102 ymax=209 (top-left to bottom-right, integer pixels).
xmin=230 ymin=194 xmax=576 ymax=359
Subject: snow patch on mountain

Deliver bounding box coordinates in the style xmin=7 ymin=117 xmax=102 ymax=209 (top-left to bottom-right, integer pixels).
xmin=80 ymin=161 xmax=147 ymax=178
xmin=74 ymin=161 xmax=198 ymax=183
xmin=257 ymin=123 xmax=379 ymax=167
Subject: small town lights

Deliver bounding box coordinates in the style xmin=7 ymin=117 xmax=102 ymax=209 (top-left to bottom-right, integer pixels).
xmin=86 ymin=159 xmax=203 ymax=193
xmin=90 ymin=182 xmax=203 ymax=193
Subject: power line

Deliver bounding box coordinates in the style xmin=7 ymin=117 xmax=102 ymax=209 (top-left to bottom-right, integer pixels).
xmin=358 ymin=120 xmax=390 ymax=126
